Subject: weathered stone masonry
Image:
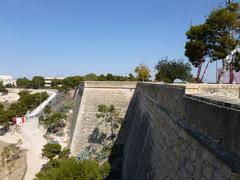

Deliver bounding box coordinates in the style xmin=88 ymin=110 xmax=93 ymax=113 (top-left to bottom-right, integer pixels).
xmin=122 ymin=83 xmax=240 ymax=180
xmin=70 ymin=82 xmax=240 ymax=179
xmin=70 ymin=81 xmax=136 ymax=156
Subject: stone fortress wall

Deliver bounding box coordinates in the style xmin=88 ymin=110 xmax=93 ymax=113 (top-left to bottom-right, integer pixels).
xmin=70 ymin=82 xmax=240 ymax=179
xmin=122 ymin=83 xmax=240 ymax=180
xmin=70 ymin=81 xmax=136 ymax=156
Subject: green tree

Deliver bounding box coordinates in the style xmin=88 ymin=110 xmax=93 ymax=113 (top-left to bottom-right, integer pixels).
xmin=51 ymin=79 xmax=63 ymax=87
xmin=0 ymin=91 xmax=49 ymax=127
xmin=100 ymin=161 xmax=111 ymax=179
xmin=185 ymin=3 xmax=240 ymax=83
xmin=84 ymin=73 xmax=98 ymax=81
xmin=0 ymin=81 xmax=8 ymax=94
xmin=42 ymin=143 xmax=62 ymax=160
xmin=39 ymin=112 xmax=66 ymax=133
xmin=16 ymin=77 xmax=31 ymax=88
xmin=32 ymin=76 xmax=45 ymax=89
xmin=59 ymin=148 xmax=70 ymax=159
xmin=44 ymin=105 xmax=52 ymax=114
xmin=0 ymin=103 xmax=3 ymax=110
xmin=106 ymin=73 xmax=115 ymax=81
xmin=206 ymin=3 xmax=239 ymax=82
xmin=98 ymin=74 xmax=106 ymax=81
xmin=62 ymin=76 xmax=83 ymax=88
xmin=96 ymin=104 xmax=122 ymax=145
xmin=17 ymin=92 xmax=49 ymax=113
xmin=36 ymin=158 xmax=102 ymax=180
xmin=134 ymin=64 xmax=151 ymax=81
xmin=185 ymin=24 xmax=211 ymax=82
xmin=155 ymin=58 xmax=193 ymax=83
xmin=233 ymin=52 xmax=240 ymax=72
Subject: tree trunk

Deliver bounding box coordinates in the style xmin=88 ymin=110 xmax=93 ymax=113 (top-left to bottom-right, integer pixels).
xmin=219 ymin=59 xmax=227 ymax=83
xmin=196 ymin=58 xmax=203 ymax=83
xmin=200 ymin=61 xmax=210 ymax=82
xmin=229 ymin=57 xmax=235 ymax=84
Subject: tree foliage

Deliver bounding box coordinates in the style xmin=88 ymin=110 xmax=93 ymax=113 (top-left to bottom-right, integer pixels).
xmin=17 ymin=76 xmax=45 ymax=89
xmin=59 ymin=148 xmax=70 ymax=159
xmin=16 ymin=78 xmax=32 ymax=88
xmin=233 ymin=52 xmax=240 ymax=72
xmin=84 ymin=73 xmax=99 ymax=81
xmin=96 ymin=104 xmax=122 ymax=145
xmin=185 ymin=3 xmax=240 ymax=82
xmin=100 ymin=161 xmax=111 ymax=179
xmin=155 ymin=58 xmax=193 ymax=83
xmin=37 ymin=143 xmax=110 ymax=180
xmin=0 ymin=91 xmax=49 ymax=127
xmin=97 ymin=73 xmax=136 ymax=81
xmin=0 ymin=81 xmax=8 ymax=94
xmin=36 ymin=158 xmax=102 ymax=180
xmin=43 ymin=105 xmax=52 ymax=114
xmin=39 ymin=112 xmax=66 ymax=134
xmin=62 ymin=76 xmax=83 ymax=88
xmin=185 ymin=24 xmax=211 ymax=81
xmin=206 ymin=3 xmax=239 ymax=61
xmin=16 ymin=73 xmax=136 ymax=91
xmin=32 ymin=76 xmax=45 ymax=89
xmin=42 ymin=143 xmax=62 ymax=160
xmin=134 ymin=64 xmax=151 ymax=81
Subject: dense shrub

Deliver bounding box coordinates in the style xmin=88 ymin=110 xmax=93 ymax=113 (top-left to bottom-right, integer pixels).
xmin=36 ymin=158 xmax=102 ymax=180
xmin=0 ymin=91 xmax=49 ymax=126
xmin=42 ymin=143 xmax=62 ymax=160
xmin=43 ymin=105 xmax=51 ymax=114
xmin=0 ymin=81 xmax=8 ymax=94
xmin=39 ymin=112 xmax=66 ymax=133
xmin=100 ymin=161 xmax=111 ymax=179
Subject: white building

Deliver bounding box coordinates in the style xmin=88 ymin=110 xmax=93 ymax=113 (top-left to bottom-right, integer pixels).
xmin=44 ymin=76 xmax=64 ymax=87
xmin=0 ymin=75 xmax=16 ymax=86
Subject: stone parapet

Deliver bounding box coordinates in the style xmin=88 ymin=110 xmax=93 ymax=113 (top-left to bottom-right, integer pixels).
xmin=122 ymin=83 xmax=240 ymax=179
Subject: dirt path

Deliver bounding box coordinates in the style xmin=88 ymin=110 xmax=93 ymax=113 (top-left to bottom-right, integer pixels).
xmin=21 ymin=117 xmax=47 ymax=180
xmin=0 ymin=89 xmax=64 ymax=180
xmin=0 ymin=117 xmax=47 ymax=180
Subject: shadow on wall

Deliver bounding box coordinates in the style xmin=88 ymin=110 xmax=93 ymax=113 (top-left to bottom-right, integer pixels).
xmin=107 ymin=83 xmax=240 ymax=180
xmin=107 ymin=83 xmax=187 ymax=179
xmin=106 ymin=86 xmax=138 ymax=180
xmin=107 ymin=83 xmax=155 ymax=180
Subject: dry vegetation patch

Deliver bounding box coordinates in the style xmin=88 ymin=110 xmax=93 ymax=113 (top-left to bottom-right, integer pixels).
xmin=0 ymin=140 xmax=27 ymax=180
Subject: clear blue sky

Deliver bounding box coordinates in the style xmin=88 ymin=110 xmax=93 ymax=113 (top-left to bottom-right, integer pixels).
xmin=0 ymin=0 xmax=227 ymax=81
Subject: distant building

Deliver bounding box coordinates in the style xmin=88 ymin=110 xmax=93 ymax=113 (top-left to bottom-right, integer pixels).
xmin=44 ymin=76 xmax=64 ymax=87
xmin=0 ymin=75 xmax=16 ymax=86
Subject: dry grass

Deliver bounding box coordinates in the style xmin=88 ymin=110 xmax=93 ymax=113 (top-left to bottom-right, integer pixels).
xmin=0 ymin=141 xmax=27 ymax=180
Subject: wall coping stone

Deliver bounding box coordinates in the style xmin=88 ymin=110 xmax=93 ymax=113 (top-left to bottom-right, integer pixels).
xmin=83 ymin=81 xmax=137 ymax=89
xmin=185 ymin=94 xmax=240 ymax=111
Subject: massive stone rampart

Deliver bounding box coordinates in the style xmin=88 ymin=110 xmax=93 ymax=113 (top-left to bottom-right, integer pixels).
xmin=70 ymin=82 xmax=240 ymax=179
xmin=122 ymin=83 xmax=240 ymax=180
xmin=70 ymin=81 xmax=136 ymax=156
